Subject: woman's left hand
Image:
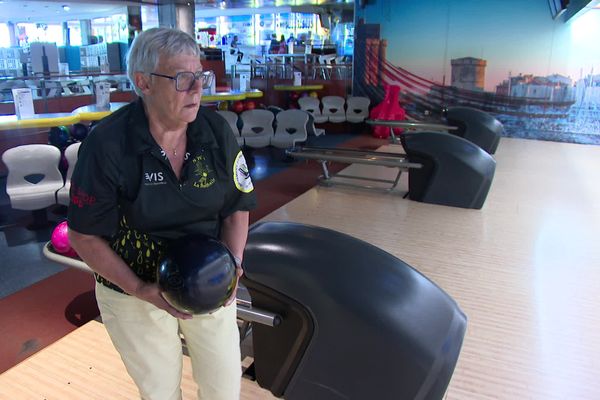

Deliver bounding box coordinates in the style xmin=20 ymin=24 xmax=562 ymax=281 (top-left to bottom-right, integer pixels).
xmin=225 ymin=266 xmax=244 ymax=306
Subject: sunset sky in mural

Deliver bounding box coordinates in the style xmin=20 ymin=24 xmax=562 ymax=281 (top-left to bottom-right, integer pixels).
xmin=360 ymin=0 xmax=600 ymax=91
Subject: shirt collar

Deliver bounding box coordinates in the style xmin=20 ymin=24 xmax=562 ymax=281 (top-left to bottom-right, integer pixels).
xmin=127 ymin=98 xmax=219 ymax=154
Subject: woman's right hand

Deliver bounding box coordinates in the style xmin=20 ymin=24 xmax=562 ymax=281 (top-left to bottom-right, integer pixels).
xmin=134 ymin=282 xmax=193 ymax=320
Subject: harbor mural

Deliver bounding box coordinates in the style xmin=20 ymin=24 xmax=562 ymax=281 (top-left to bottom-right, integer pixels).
xmin=354 ymin=0 xmax=600 ymax=144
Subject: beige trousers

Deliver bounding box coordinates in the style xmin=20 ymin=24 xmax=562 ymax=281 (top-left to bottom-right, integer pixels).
xmin=95 ymin=282 xmax=241 ymax=400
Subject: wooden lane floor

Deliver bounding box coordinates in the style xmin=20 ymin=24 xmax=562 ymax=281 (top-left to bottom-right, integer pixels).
xmin=1 ymin=137 xmax=598 ymax=399
xmin=0 ymin=320 xmax=277 ymax=400
xmin=259 ymin=137 xmax=600 ymax=399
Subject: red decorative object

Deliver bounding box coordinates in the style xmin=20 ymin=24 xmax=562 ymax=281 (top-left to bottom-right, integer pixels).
xmin=369 ymin=85 xmax=406 ymax=138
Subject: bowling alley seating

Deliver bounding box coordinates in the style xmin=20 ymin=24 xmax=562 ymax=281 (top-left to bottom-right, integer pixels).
xmin=271 ymin=109 xmax=309 ymax=149
xmin=298 ymin=96 xmax=327 ymax=124
xmin=56 ymin=142 xmax=81 ymax=206
xmin=306 ymin=113 xmax=325 ymax=137
xmin=240 ymin=109 xmax=275 ymax=148
xmin=321 ymin=95 xmax=346 ymax=123
xmin=266 ymin=105 xmax=284 ymax=118
xmin=345 ymin=96 xmax=371 ymax=123
xmin=216 ymin=110 xmax=244 ymax=147
xmin=2 ymin=144 xmax=64 ymax=226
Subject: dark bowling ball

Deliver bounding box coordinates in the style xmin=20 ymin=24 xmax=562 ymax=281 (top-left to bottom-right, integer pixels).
xmin=157 ymin=235 xmax=237 ymax=314
xmin=48 ymin=126 xmax=70 ymax=148
xmin=71 ymin=123 xmax=89 ymax=141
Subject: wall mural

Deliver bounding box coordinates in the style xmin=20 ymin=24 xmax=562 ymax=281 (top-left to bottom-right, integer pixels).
xmin=354 ymin=0 xmax=600 ymax=144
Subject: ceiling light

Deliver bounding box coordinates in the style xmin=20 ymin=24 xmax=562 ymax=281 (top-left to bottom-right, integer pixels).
xmin=63 ymin=5 xmax=70 ymax=11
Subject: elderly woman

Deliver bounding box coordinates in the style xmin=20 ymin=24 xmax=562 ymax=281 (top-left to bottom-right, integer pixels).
xmin=68 ymin=27 xmax=256 ymax=400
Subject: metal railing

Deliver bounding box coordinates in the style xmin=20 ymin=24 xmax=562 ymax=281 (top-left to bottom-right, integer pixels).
xmin=0 ymin=72 xmax=133 ymax=103
xmin=231 ymin=61 xmax=352 ymax=81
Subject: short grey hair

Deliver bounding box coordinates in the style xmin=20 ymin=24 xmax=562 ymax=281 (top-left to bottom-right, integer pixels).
xmin=126 ymin=27 xmax=202 ymax=97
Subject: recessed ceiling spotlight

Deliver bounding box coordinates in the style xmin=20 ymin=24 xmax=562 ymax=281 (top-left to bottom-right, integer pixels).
xmin=63 ymin=5 xmax=70 ymax=11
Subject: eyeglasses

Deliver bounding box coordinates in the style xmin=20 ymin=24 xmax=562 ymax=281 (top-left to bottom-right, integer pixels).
xmin=150 ymin=70 xmax=214 ymax=92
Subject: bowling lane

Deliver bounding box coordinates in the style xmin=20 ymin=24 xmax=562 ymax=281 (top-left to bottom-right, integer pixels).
xmin=3 ymin=137 xmax=599 ymax=399
xmin=258 ymin=138 xmax=600 ymax=399
xmin=0 ymin=320 xmax=277 ymax=400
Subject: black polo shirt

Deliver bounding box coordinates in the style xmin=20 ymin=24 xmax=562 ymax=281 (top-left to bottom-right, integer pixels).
xmin=67 ymin=99 xmax=256 ymax=292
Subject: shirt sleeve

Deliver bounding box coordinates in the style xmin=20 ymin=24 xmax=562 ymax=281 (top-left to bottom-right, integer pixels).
xmin=67 ymin=129 xmax=120 ymax=237
xmin=218 ymin=117 xmax=257 ymax=218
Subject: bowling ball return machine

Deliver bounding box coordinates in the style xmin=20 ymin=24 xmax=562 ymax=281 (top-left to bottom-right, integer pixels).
xmin=367 ymin=106 xmax=503 ymax=155
xmin=242 ymin=221 xmax=467 ymax=399
xmin=45 ymin=221 xmax=467 ymax=399
xmin=288 ymin=130 xmax=496 ymax=210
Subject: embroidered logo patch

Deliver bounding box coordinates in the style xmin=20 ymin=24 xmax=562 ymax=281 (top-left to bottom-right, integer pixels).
xmin=192 ymin=154 xmax=216 ymax=188
xmin=144 ymin=171 xmax=166 ymax=186
xmin=233 ymin=151 xmax=253 ymax=193
xmin=70 ymin=183 xmax=96 ymax=208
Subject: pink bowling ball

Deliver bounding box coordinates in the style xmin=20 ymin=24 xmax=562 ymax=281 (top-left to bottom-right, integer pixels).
xmin=51 ymin=221 xmax=72 ymax=254
xmin=64 ymin=248 xmax=79 ymax=259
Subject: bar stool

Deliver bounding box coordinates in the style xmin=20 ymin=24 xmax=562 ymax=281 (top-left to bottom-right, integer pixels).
xmin=333 ymin=56 xmax=347 ymax=79
xmin=312 ymin=54 xmax=336 ymax=80
xmin=268 ymin=55 xmax=287 ymax=79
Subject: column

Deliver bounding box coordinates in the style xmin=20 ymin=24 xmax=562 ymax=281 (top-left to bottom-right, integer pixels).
xmin=80 ymin=19 xmax=92 ymax=45
xmin=7 ymin=22 xmax=17 ymax=47
xmin=62 ymin=21 xmax=70 ymax=46
xmin=127 ymin=5 xmax=142 ymax=44
xmin=158 ymin=0 xmax=195 ymax=37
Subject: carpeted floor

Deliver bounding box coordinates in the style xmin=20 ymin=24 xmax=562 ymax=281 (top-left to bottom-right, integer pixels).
xmin=0 ymin=130 xmax=385 ymax=373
